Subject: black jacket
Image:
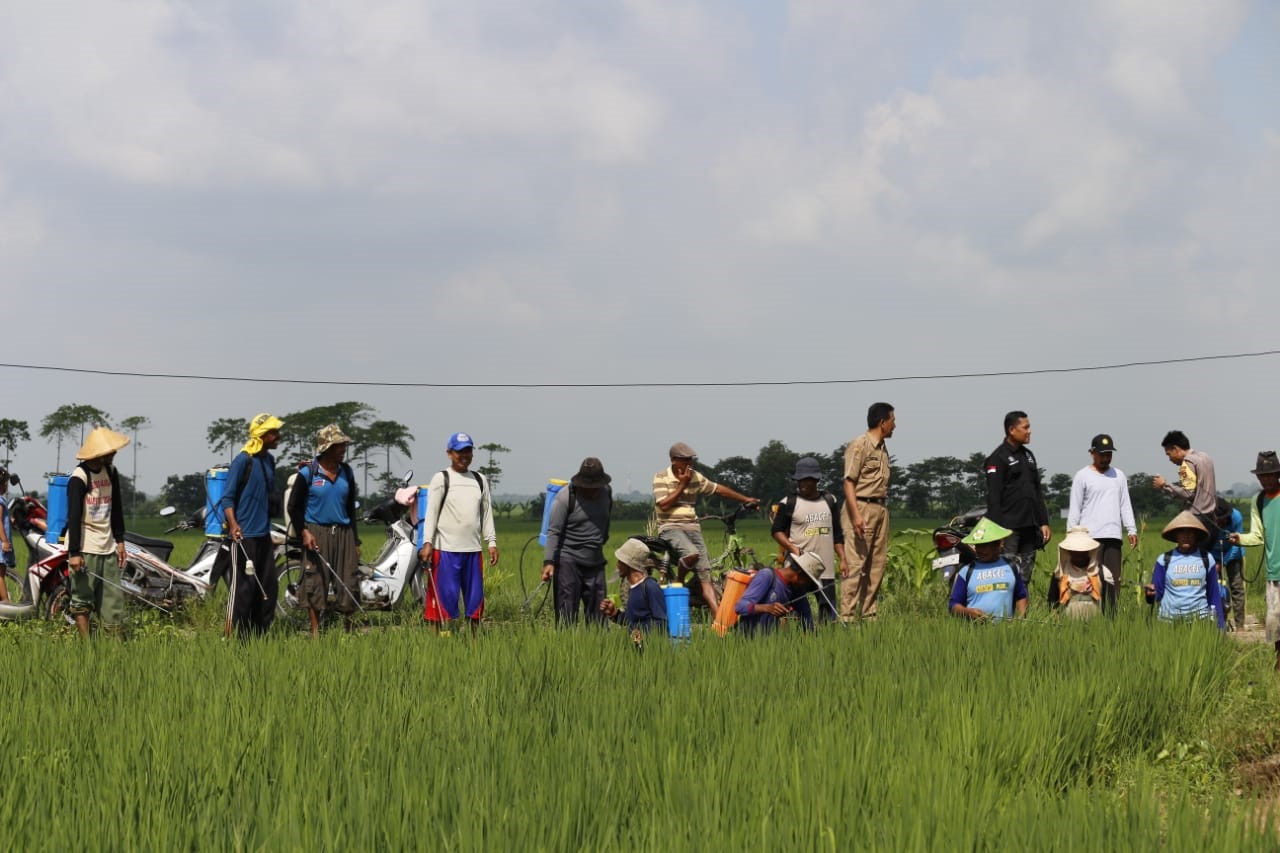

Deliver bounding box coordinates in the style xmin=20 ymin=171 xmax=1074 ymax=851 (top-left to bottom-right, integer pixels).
xmin=983 ymin=441 xmax=1049 ymax=530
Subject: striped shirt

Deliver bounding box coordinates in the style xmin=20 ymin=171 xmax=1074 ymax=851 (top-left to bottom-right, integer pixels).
xmin=652 ymin=466 xmax=718 ymax=529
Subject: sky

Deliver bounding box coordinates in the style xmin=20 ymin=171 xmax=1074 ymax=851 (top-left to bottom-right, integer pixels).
xmin=2 ymin=0 xmax=1278 ymax=500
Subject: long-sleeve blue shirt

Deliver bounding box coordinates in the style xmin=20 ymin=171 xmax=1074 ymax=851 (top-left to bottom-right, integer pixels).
xmin=1151 ymin=548 xmax=1225 ymax=629
xmin=616 ymin=577 xmax=667 ymax=631
xmin=734 ymin=569 xmax=814 ymax=635
xmin=218 ymin=451 xmax=277 ymax=539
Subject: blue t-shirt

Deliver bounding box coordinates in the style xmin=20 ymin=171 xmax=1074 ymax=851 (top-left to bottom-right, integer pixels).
xmin=1 ymin=496 xmax=12 ymax=563
xmin=949 ymin=559 xmax=1027 ymax=620
xmin=1153 ymin=549 xmax=1225 ymax=627
xmin=302 ymin=463 xmax=352 ymax=526
xmin=1213 ymin=508 xmax=1244 ymax=565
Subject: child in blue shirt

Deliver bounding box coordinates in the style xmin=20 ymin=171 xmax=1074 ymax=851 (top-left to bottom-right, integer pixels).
xmin=949 ymin=517 xmax=1028 ymax=621
xmin=1145 ymin=511 xmax=1225 ymax=629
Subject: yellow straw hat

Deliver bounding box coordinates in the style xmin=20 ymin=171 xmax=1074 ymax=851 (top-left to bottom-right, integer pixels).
xmin=76 ymin=427 xmax=131 ymax=461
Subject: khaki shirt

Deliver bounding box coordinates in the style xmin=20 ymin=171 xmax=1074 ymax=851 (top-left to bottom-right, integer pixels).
xmin=843 ymin=431 xmax=890 ymax=499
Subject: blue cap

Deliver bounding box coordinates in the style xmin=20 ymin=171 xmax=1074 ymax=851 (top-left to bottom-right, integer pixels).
xmin=447 ymin=432 xmax=475 ymax=451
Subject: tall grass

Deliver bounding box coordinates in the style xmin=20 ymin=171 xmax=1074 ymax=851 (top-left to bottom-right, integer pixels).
xmin=0 ymin=617 xmax=1273 ymax=849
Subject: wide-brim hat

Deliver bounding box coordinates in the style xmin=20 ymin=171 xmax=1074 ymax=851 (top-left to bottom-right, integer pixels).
xmin=960 ymin=517 xmax=1013 ymax=546
xmin=1161 ymin=510 xmax=1208 ymax=543
xmin=786 ymin=552 xmax=825 ymax=588
xmin=1251 ymin=451 xmax=1280 ymax=476
xmin=1058 ymin=526 xmax=1100 ymax=553
xmin=76 ymin=427 xmax=130 ymax=461
xmin=315 ymin=424 xmax=353 ymax=456
xmin=791 ymin=457 xmax=824 ymax=481
xmin=571 ymin=457 xmax=611 ymax=488
xmin=616 ymin=538 xmax=655 ymax=573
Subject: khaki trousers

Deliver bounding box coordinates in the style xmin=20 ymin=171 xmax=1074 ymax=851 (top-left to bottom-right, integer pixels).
xmin=841 ymin=502 xmax=888 ymax=621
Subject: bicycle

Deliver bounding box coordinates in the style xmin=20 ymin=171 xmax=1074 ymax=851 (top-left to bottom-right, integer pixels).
xmin=654 ymin=502 xmax=765 ymax=612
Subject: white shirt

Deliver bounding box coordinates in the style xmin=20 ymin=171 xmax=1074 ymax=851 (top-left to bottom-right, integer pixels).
xmin=1067 ymin=465 xmax=1137 ymax=540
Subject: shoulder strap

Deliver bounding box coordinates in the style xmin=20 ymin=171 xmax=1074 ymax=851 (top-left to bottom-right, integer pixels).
xmin=1259 ymin=492 xmax=1267 ymax=516
xmin=822 ymin=492 xmax=838 ymax=516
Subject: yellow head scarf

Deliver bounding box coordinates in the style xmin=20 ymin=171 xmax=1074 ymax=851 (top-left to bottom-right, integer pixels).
xmin=242 ymin=413 xmax=284 ymax=455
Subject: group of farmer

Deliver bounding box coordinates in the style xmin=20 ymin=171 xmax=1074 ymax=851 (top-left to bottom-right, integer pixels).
xmin=12 ymin=405 xmax=1280 ymax=667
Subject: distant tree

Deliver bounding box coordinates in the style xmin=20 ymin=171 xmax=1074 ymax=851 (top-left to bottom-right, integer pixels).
xmin=119 ymin=415 xmax=150 ymax=516
xmin=160 ymin=472 xmax=206 ymax=514
xmin=1127 ymin=472 xmax=1179 ymax=518
xmin=206 ymin=417 xmax=244 ymax=462
xmin=752 ymin=440 xmax=799 ymax=505
xmin=0 ymin=418 xmax=31 ymax=466
xmin=279 ymin=401 xmax=376 ymax=463
xmin=1044 ymin=472 xmax=1073 ymax=514
xmin=41 ymin=404 xmax=111 ymax=471
xmin=364 ymin=420 xmax=414 ymax=496
xmin=476 ymin=442 xmax=510 ymax=491
xmin=710 ymin=455 xmax=754 ymax=496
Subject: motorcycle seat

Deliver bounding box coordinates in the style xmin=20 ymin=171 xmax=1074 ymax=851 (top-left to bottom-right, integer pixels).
xmin=123 ymin=531 xmax=175 ymax=563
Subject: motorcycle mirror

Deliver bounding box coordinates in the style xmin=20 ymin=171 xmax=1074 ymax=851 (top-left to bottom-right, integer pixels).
xmin=402 ymin=470 xmax=414 ymax=485
xmin=354 ymin=500 xmax=362 ymax=509
xmin=159 ymin=506 xmax=177 ymax=517
xmin=8 ymin=474 xmax=19 ymax=486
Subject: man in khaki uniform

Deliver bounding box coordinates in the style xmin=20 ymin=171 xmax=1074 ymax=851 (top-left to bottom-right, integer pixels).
xmin=841 ymin=402 xmax=895 ymax=621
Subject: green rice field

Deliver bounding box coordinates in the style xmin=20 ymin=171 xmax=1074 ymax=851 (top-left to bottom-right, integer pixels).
xmin=2 ymin=517 xmax=1279 ymax=849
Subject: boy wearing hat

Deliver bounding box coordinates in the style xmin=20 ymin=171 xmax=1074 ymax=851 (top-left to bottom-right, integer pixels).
xmin=287 ymin=424 xmax=360 ymax=636
xmin=419 ymin=432 xmax=499 ymax=630
xmin=66 ymin=427 xmax=131 ymax=637
xmin=600 ymin=538 xmax=668 ymax=632
xmin=542 ymin=457 xmax=614 ymax=625
xmin=772 ymin=456 xmax=844 ymax=622
xmin=220 ymin=413 xmax=284 ymax=638
xmin=653 ymin=442 xmax=758 ymax=613
xmin=1049 ymin=527 xmax=1105 ymax=620
xmin=1067 ymin=433 xmax=1138 ymax=613
xmin=733 ymin=552 xmax=818 ymax=635
xmin=1230 ymin=451 xmax=1280 ymax=667
xmin=948 ymin=518 xmax=1028 ymax=621
xmin=1146 ymin=511 xmax=1225 ymax=628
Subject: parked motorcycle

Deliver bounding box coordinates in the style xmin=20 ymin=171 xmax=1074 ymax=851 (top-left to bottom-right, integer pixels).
xmin=279 ymin=472 xmax=424 ymax=613
xmin=158 ymin=505 xmax=294 ymax=593
xmin=930 ymin=506 xmax=986 ymax=589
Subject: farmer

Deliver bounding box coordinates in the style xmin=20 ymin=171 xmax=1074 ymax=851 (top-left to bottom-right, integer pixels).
xmin=1213 ymin=498 xmax=1246 ymax=630
xmin=1153 ymin=430 xmax=1218 ymax=539
xmin=1067 ymin=433 xmax=1138 ymax=613
xmin=948 ymin=518 xmax=1028 ymax=621
xmin=1048 ymin=527 xmax=1104 ymax=620
xmin=1145 ymin=511 xmax=1225 ymax=629
xmin=0 ymin=464 xmax=13 ymax=602
xmin=542 ymin=457 xmax=613 ymax=626
xmin=653 ymin=442 xmax=758 ymax=614
xmin=418 ymin=432 xmax=499 ymax=631
xmin=599 ymin=537 xmax=668 ymax=632
xmin=65 ymin=427 xmax=130 ymax=637
xmin=220 ymin=413 xmax=284 ymax=638
xmin=841 ymin=402 xmax=895 ymax=622
xmin=287 ymin=424 xmax=361 ymax=637
xmin=772 ymin=456 xmax=843 ymax=622
xmin=1230 ymin=451 xmax=1280 ymax=668
xmin=733 ymin=552 xmax=819 ymax=635
xmin=983 ymin=411 xmax=1051 ymax=586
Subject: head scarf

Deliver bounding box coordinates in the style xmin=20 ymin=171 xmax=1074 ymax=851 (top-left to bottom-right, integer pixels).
xmin=242 ymin=413 xmax=284 ymax=456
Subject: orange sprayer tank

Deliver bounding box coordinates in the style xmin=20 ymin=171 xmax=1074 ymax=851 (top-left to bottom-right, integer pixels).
xmin=713 ymin=569 xmax=757 ymax=636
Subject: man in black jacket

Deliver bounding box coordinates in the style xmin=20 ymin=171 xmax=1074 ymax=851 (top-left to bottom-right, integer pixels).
xmin=983 ymin=411 xmax=1050 ymax=585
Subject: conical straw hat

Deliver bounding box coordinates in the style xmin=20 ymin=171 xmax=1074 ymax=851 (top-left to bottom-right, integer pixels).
xmin=76 ymin=427 xmax=130 ymax=461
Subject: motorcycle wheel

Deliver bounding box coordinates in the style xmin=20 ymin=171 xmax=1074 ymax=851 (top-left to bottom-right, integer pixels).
xmin=45 ymin=586 xmax=74 ymax=624
xmin=2 ymin=567 xmax=23 ymax=602
xmin=273 ymin=560 xmax=308 ymax=630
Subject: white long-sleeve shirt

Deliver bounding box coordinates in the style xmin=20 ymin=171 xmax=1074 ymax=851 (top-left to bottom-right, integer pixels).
xmin=420 ymin=469 xmax=497 ymax=552
xmin=1067 ymin=465 xmax=1137 ymax=540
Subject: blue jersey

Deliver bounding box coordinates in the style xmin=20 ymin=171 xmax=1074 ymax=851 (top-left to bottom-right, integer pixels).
xmin=302 ymin=463 xmax=352 ymax=526
xmin=218 ymin=451 xmax=276 ymax=539
xmin=950 ymin=559 xmax=1025 ymax=620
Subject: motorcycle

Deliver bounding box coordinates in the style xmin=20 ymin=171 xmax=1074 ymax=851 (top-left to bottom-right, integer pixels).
xmin=0 ymin=472 xmax=206 ymax=621
xmin=279 ymin=472 xmax=424 ymax=613
xmin=930 ymin=506 xmax=986 ymax=589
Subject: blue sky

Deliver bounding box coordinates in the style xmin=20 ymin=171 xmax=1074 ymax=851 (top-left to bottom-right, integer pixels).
xmin=1 ymin=0 xmax=1277 ymax=498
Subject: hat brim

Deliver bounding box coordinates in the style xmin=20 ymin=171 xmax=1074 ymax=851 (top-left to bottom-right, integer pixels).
xmin=571 ymin=473 xmax=612 ymax=488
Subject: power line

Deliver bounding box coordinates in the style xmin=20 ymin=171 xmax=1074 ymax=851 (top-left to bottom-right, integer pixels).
xmin=1 ymin=348 xmax=1277 ymax=389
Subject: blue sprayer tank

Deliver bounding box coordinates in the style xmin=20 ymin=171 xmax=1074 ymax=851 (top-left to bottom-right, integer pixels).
xmin=45 ymin=474 xmax=70 ymax=545
xmin=538 ymin=479 xmax=568 ymax=546
xmin=204 ymin=466 xmax=229 ymax=536
xmin=415 ymin=485 xmax=431 ymax=547
xmin=663 ymin=584 xmax=691 ymax=640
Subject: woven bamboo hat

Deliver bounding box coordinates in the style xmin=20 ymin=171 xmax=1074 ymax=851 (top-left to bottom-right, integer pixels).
xmin=76 ymin=427 xmax=130 ymax=461
xmin=1160 ymin=510 xmax=1208 ymax=543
